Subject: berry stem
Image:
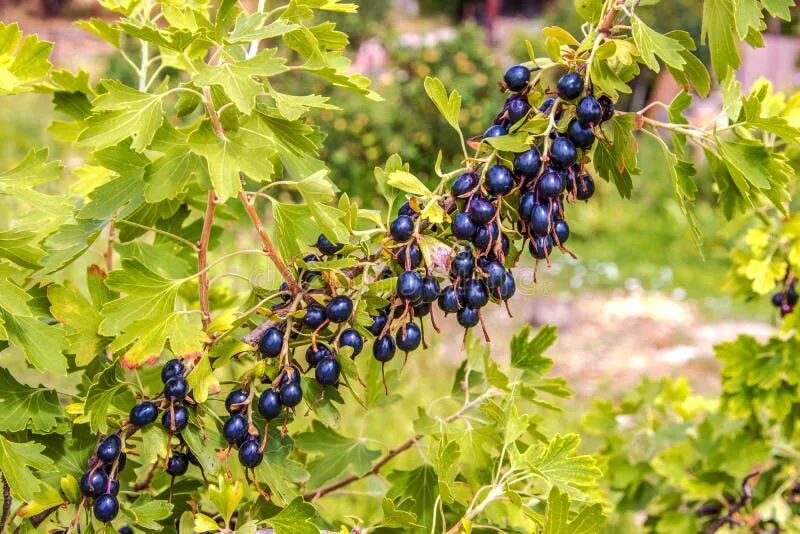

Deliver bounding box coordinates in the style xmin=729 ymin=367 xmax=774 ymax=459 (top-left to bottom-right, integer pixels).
xmin=198 ymin=190 xmax=217 ymax=331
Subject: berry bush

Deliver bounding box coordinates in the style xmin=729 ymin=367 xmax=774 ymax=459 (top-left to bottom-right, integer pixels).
xmin=0 ymin=0 xmax=797 ymax=532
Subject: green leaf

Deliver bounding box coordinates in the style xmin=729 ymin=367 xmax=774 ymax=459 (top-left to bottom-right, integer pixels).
xmin=701 ymin=0 xmax=740 ymax=79
xmin=529 ymin=434 xmax=602 ymax=488
xmin=593 ymin=113 xmax=638 ymax=198
xmin=209 ymin=476 xmax=243 ymax=527
xmin=423 ymin=76 xmax=462 ymax=134
xmin=542 ymin=486 xmax=606 ymax=533
xmin=0 ymin=368 xmax=65 ymax=433
xmin=121 ymin=497 xmax=174 ymax=530
xmin=265 ymin=497 xmax=319 ymax=534
xmin=253 ymin=430 xmax=309 ymax=505
xmin=0 ymin=435 xmax=52 ymax=501
xmin=632 ymin=16 xmax=686 ymax=73
xmin=228 ymin=15 xmax=300 ymax=43
xmin=378 ymin=497 xmax=420 ymax=529
xmin=387 ymin=465 xmax=438 ymax=531
xmin=510 ymin=325 xmax=557 ymax=374
xmin=186 ymin=354 xmax=220 ymax=403
xmin=574 ymin=0 xmax=603 ymax=23
xmin=0 ymin=22 xmax=53 ymax=94
xmin=0 ymin=311 xmax=68 ymax=375
xmin=48 ymin=283 xmax=105 ymax=366
xmin=387 ymin=170 xmax=432 ymax=197
xmin=109 ymin=312 xmax=206 ymax=368
xmin=295 ymin=420 xmax=381 ymax=488
xmin=83 ymin=362 xmax=129 ymax=433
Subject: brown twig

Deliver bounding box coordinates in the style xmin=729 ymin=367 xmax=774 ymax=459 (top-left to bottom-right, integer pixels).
xmin=0 ymin=477 xmax=10 ymax=532
xmin=133 ymin=460 xmax=161 ymax=491
xmin=203 ymin=87 xmax=225 ymax=138
xmin=706 ymin=470 xmax=761 ymax=533
xmin=198 ymin=190 xmax=217 ymax=331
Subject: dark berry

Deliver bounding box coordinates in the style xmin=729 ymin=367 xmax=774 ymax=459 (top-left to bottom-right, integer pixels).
xmin=500 ymin=234 xmax=510 ymax=256
xmin=438 ymin=286 xmax=462 ymax=314
xmin=772 ymin=292 xmax=785 ymax=307
xmin=303 ymin=303 xmax=327 ymax=329
xmin=452 ymin=212 xmax=477 ymax=240
xmin=499 ymin=272 xmax=516 ymax=300
xmin=223 ymin=414 xmax=249 ymax=444
xmin=306 ymin=343 xmax=332 ymax=367
xmin=457 ymin=307 xmax=480 ymax=328
xmin=396 ymin=242 xmax=422 ymax=269
xmin=164 ymin=376 xmax=188 ymax=401
xmin=567 ymin=119 xmax=595 ymax=149
xmin=484 ymin=261 xmax=507 ymax=290
xmin=514 ymin=148 xmax=541 ymax=179
xmin=315 ymin=358 xmax=340 ymax=386
xmin=473 ymin=222 xmax=499 ymax=251
xmin=421 ymin=277 xmax=441 ymax=303
xmin=504 ymin=64 xmax=530 ymax=92
xmin=80 ymin=469 xmax=108 ymax=496
xmin=396 ymin=323 xmax=422 ymax=352
xmin=464 ymin=279 xmax=489 ymax=308
xmin=368 ymin=313 xmax=389 ymax=336
xmin=279 ymin=383 xmax=303 ymax=407
xmin=166 ymin=452 xmax=189 ymax=476
xmin=789 ymin=284 xmax=798 ymax=305
xmin=301 ymin=254 xmax=321 ymax=284
xmin=537 ymin=170 xmax=565 ymax=199
xmin=397 ymin=271 xmax=424 ymax=301
xmin=225 ymin=389 xmax=249 ymax=414
xmin=97 ymin=435 xmax=122 ymax=465
xmin=93 ymin=494 xmax=119 ymax=523
xmin=556 ymin=72 xmax=584 ymax=100
xmin=120 ymin=527 xmax=134 ymax=534
xmin=539 ymin=98 xmax=555 ymax=114
xmin=161 ymin=359 xmax=184 ymax=383
xmin=390 ymin=215 xmax=415 ymax=242
xmin=335 ymin=329 xmax=363 ymax=358
xmin=108 ymin=479 xmax=120 ymax=496
xmin=549 ymin=138 xmax=577 ymax=168
xmin=162 ymin=405 xmax=189 ymax=433
xmin=468 ymin=196 xmax=496 ymax=225
xmin=576 ymin=96 xmax=603 ymax=126
xmin=508 ymin=97 xmax=531 ymax=124
xmin=414 ymin=301 xmax=431 ymax=316
xmin=530 ymin=204 xmax=553 ymax=236
xmin=239 ymin=438 xmax=264 ymax=468
xmin=316 ymin=233 xmax=343 ymax=255
xmin=519 ymin=192 xmax=537 ymax=221
xmin=114 ymin=452 xmax=127 ymax=474
xmin=373 ymin=335 xmax=396 ymax=362
xmin=451 ymin=250 xmax=475 ymax=279
xmin=553 ymin=219 xmax=570 ymax=244
xmin=486 ymin=165 xmax=515 ymax=196
xmin=130 ymin=401 xmax=158 ymax=427
xmin=529 ymin=235 xmax=553 ymax=259
xmin=451 ymin=172 xmax=478 ymax=198
xmin=278 ymin=365 xmax=302 ymax=387
xmin=484 ymin=124 xmax=508 ymax=138
xmin=398 ymin=200 xmax=415 ymax=217
xmin=575 ymin=173 xmax=595 ymax=200
xmin=598 ymin=95 xmax=615 ymax=122
xmin=326 ymin=295 xmax=353 ymax=323
xmin=258 ymin=390 xmax=282 ymax=420
xmin=259 ymin=327 xmax=284 ymax=358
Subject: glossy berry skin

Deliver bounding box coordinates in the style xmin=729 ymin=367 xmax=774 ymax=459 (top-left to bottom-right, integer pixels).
xmin=486 ymin=165 xmax=515 ymax=196
xmin=451 ymin=172 xmax=478 ymax=198
xmin=553 ymin=219 xmax=570 ymax=244
xmin=162 ymin=405 xmax=189 ymax=433
xmin=452 ymin=212 xmax=477 ymax=240
xmin=164 ymin=376 xmax=188 ymax=401
xmin=514 ymin=148 xmax=542 ymax=179
xmin=529 ymin=235 xmax=554 ymax=259
xmin=567 ymin=119 xmax=595 ymax=149
xmin=504 ymin=64 xmax=530 ymax=91
xmin=484 ymin=261 xmax=507 ymax=290
xmin=97 ymin=435 xmax=122 ymax=465
xmin=464 ymin=279 xmax=489 ymax=309
xmin=539 ymin=98 xmax=556 ymax=114
xmin=468 ymin=196 xmax=496 ymax=225
xmin=315 ymin=357 xmax=340 ymax=386
xmin=326 ymin=295 xmax=353 ymax=323
xmin=278 ymin=365 xmax=302 ymax=387
xmin=451 ymin=250 xmax=475 ymax=279
xmin=499 ymin=272 xmax=516 ymax=300
xmin=390 ymin=215 xmax=415 ymax=242
xmin=239 ymin=438 xmax=264 ymax=468
xmin=130 ymin=401 xmax=158 ymax=427
xmin=422 ymin=277 xmax=441 ymax=303
xmin=414 ymin=301 xmax=431 ymax=317
xmin=530 ymin=204 xmax=553 ymax=236
xmin=161 ymin=359 xmax=184 ymax=383
xmin=223 ymin=414 xmax=248 ymax=444
xmin=575 ymin=174 xmax=595 ymax=200
xmin=538 ymin=170 xmax=565 ymax=199
xmin=438 ymin=286 xmax=461 ymax=314
xmin=549 ymin=138 xmax=577 ymax=168
xmin=598 ymin=95 xmax=615 ymax=121
xmin=120 ymin=527 xmax=133 ymax=534
xmin=166 ymin=452 xmax=189 ymax=476
xmin=306 ymin=343 xmax=332 ymax=367
xmin=301 ymin=254 xmax=320 ymax=284
xmin=484 ymin=124 xmax=508 ymax=138
xmin=473 ymin=222 xmax=499 ymax=251
xmin=772 ymin=292 xmax=785 ymax=307
xmin=373 ymin=335 xmax=396 ymax=362
xmin=519 ymin=192 xmax=537 ymax=221
xmin=80 ymin=469 xmax=108 ymax=496
xmin=93 ymin=494 xmax=119 ymax=523
xmin=508 ymin=97 xmax=531 ymax=124
xmin=337 ymin=329 xmax=364 ymax=357
xmin=259 ymin=327 xmax=284 ymax=358
xmin=396 ymin=242 xmax=422 ymax=269
xmin=457 ymin=307 xmax=480 ymax=328
xmin=108 ymin=479 xmax=120 ymax=496
xmin=556 ymin=72 xmax=584 ymax=100
xmin=258 ymin=390 xmax=282 ymax=420
xmin=303 ymin=303 xmax=327 ymax=329
xmin=576 ymin=96 xmax=603 ymax=126
xmin=114 ymin=452 xmax=127 ymax=474
xmin=398 ymin=200 xmax=415 ymax=217
xmin=368 ymin=313 xmax=389 ymax=336
xmin=397 ymin=271 xmax=424 ymax=301
xmin=316 ymin=233 xmax=343 ymax=255
xmin=396 ymin=323 xmax=422 ymax=352
xmin=279 ymin=383 xmax=303 ymax=407
xmin=789 ymin=285 xmax=799 ymax=305
xmin=225 ymin=389 xmax=249 ymax=414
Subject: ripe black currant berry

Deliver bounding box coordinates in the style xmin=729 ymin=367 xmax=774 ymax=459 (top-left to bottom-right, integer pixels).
xmin=390 ymin=215 xmax=415 ymax=242
xmin=452 ymin=212 xmax=477 ymax=241
xmin=464 ymin=279 xmax=489 ymax=308
xmin=772 ymin=292 xmax=784 ymax=307
xmin=484 ymin=124 xmax=508 ymax=138
xmin=120 ymin=527 xmax=134 ymax=534
xmin=398 ymin=200 xmax=416 ymax=218
xmin=530 ymin=204 xmax=552 ymax=236
xmin=539 ymin=97 xmax=556 ymax=114
xmin=306 ymin=343 xmax=332 ymax=367
xmin=468 ymin=196 xmax=496 ymax=225
xmin=538 ymin=170 xmax=565 ymax=199
xmin=373 ymin=334 xmax=396 ymax=362
xmin=504 ymin=64 xmax=530 ymax=92
xmin=549 ymin=138 xmax=577 ymax=168
xmin=225 ymin=389 xmax=249 ymax=414
xmin=258 ymin=389 xmax=282 ymax=420
xmin=484 ymin=261 xmax=507 ymax=290
xmin=279 ymin=383 xmax=303 ymax=407
xmin=162 ymin=405 xmax=189 ymax=433
xmin=576 ymin=96 xmax=603 ymax=126
xmin=414 ymin=301 xmax=431 ymax=316
xmin=303 ymin=303 xmax=327 ymax=329
xmin=486 ymin=165 xmax=515 ymax=196
xmin=223 ymin=414 xmax=249 ymax=444
xmin=239 ymin=437 xmax=264 ymax=468
xmin=397 ymin=270 xmax=424 ymax=301
xmin=457 ymin=307 xmax=480 ymax=328
xmin=451 ymin=250 xmax=475 ymax=280
xmin=278 ymin=365 xmax=302 ymax=388
xmin=500 ymin=234 xmax=510 ymax=256
xmin=130 ymin=401 xmax=158 ymax=427
xmin=567 ymin=119 xmax=595 ymax=149
xmin=316 ymin=233 xmax=343 ymax=255
xmin=108 ymin=479 xmax=120 ymax=496
xmin=368 ymin=312 xmax=389 ymax=336
xmin=575 ymin=173 xmax=595 ymax=201
xmin=259 ymin=326 xmax=284 ymax=358
xmin=301 ymin=254 xmax=321 ymax=284
xmin=788 ymin=284 xmax=798 ymax=304
xmin=553 ymin=219 xmax=570 ymax=244
xmin=473 ymin=222 xmax=499 ymax=251
xmin=80 ymin=469 xmax=108 ymax=496
xmin=421 ymin=277 xmax=441 ymax=303
xmin=508 ymin=97 xmax=531 ymax=123
xmin=166 ymin=452 xmax=189 ymax=476
xmin=598 ymin=94 xmax=615 ymax=122
xmin=514 ymin=148 xmax=541 ymax=179
xmin=326 ymin=295 xmax=353 ymax=323
xmin=396 ymin=242 xmax=422 ymax=269
xmin=451 ymin=172 xmax=478 ymax=198
xmin=437 ymin=286 xmax=461 ymax=314
xmin=396 ymin=322 xmax=422 ymax=352
xmin=556 ymin=72 xmax=584 ymax=100
xmin=499 ymin=272 xmax=516 ymax=300
xmin=315 ymin=357 xmax=340 ymax=386
xmin=519 ymin=192 xmax=537 ymax=221
xmin=164 ymin=376 xmax=188 ymax=401
xmin=97 ymin=435 xmax=122 ymax=465
xmin=161 ymin=358 xmax=184 ymax=383
xmin=338 ymin=328 xmax=364 ymax=356
xmin=114 ymin=452 xmax=127 ymax=473
xmin=529 ymin=235 xmax=554 ymax=259
xmin=93 ymin=494 xmax=119 ymax=523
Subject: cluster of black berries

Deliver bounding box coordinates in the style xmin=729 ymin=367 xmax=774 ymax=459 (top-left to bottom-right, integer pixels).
xmin=79 ymin=434 xmax=124 ymax=522
xmin=771 ymin=279 xmax=798 ymax=317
